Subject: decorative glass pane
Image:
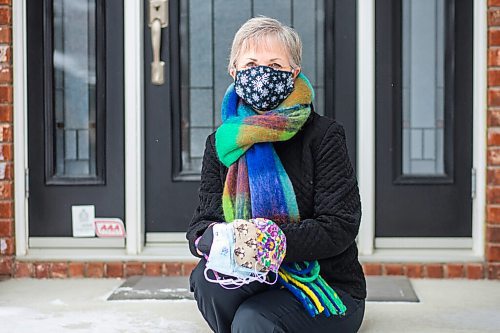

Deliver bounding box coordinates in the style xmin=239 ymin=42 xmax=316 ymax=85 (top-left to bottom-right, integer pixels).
xmin=402 ymin=0 xmax=445 ymax=175
xmin=180 ymin=0 xmax=325 ymax=174
xmin=53 ymin=0 xmax=97 ymax=177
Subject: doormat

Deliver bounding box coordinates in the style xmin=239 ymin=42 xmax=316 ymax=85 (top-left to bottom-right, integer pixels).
xmin=107 ymin=276 xmax=194 ymax=301
xmin=365 ymin=276 xmax=419 ymax=302
xmin=107 ymin=276 xmax=419 ymax=302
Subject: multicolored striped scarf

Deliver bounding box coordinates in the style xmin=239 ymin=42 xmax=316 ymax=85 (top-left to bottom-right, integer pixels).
xmin=215 ymin=73 xmax=347 ymax=317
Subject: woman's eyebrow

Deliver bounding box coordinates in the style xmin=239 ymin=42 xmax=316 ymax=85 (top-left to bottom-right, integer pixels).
xmin=245 ymin=58 xmax=258 ymax=61
xmin=269 ymin=58 xmax=283 ymax=62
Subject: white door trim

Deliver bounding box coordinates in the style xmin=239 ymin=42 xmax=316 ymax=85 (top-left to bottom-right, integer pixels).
xmin=471 ymin=0 xmax=487 ymax=258
xmin=124 ymin=0 xmax=145 ymax=255
xmin=356 ymin=0 xmax=376 ymax=255
xmin=356 ymin=0 xmax=487 ymax=258
xmin=13 ymin=0 xmax=29 ymax=256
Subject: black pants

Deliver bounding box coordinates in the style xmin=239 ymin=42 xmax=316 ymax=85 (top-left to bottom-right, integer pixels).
xmin=189 ymin=259 xmax=365 ymax=333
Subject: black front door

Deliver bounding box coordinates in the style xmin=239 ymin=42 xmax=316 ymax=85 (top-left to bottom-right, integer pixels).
xmin=27 ymin=0 xmax=125 ymax=237
xmin=375 ymin=0 xmax=473 ymax=238
xmin=144 ymin=0 xmax=358 ymax=234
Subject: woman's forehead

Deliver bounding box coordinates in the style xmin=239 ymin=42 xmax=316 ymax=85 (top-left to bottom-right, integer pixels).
xmin=240 ymin=35 xmax=289 ymax=59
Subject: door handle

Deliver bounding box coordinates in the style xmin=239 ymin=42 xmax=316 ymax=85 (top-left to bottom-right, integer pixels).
xmin=149 ymin=0 xmax=168 ymax=85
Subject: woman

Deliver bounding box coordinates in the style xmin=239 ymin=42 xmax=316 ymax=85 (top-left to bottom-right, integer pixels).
xmin=186 ymin=16 xmax=366 ymax=333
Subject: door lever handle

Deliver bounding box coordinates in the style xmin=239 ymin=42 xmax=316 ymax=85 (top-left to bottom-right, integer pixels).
xmin=149 ymin=0 xmax=168 ymax=85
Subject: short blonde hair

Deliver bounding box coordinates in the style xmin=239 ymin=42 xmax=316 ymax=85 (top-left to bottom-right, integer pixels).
xmin=227 ymin=16 xmax=302 ymax=72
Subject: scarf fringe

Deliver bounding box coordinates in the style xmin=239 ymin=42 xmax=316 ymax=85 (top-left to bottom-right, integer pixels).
xmin=278 ymin=261 xmax=347 ymax=317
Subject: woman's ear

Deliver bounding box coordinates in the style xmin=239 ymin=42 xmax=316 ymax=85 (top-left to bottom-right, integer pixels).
xmin=292 ymin=67 xmax=301 ymax=79
xmin=229 ymin=67 xmax=236 ymax=80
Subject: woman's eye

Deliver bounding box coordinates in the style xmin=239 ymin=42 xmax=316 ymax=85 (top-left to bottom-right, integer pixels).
xmin=245 ymin=62 xmax=257 ymax=68
xmin=269 ymin=63 xmax=283 ymax=69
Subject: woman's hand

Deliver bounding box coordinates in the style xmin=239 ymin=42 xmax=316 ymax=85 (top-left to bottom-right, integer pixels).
xmin=195 ymin=222 xmax=217 ymax=256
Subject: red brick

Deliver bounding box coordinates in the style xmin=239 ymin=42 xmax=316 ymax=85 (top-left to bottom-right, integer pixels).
xmin=0 ymin=45 xmax=11 ymax=64
xmin=489 ymin=128 xmax=500 ymax=146
xmin=0 ymin=104 xmax=12 ymax=122
xmin=488 ymin=109 xmax=500 ymax=126
xmin=489 ymin=69 xmax=500 ymax=86
xmin=488 ymin=263 xmax=500 ymax=279
xmin=487 ymin=186 xmax=500 ymax=204
xmin=0 ymin=0 xmax=11 ymax=4
xmin=145 ymin=263 xmax=162 ymax=276
xmin=0 ymin=65 xmax=11 ymax=83
xmin=125 ymin=262 xmax=144 ymax=277
xmin=164 ymin=262 xmax=182 ymax=276
xmin=362 ymin=263 xmax=382 ymax=276
xmin=0 ymin=219 xmax=12 ymax=237
xmin=35 ymin=263 xmax=50 ymax=278
xmin=490 ymin=30 xmax=500 ymax=47
xmin=0 ymin=201 xmax=12 ymax=218
xmin=490 ymin=9 xmax=500 ymax=26
xmin=445 ymin=264 xmax=464 ymax=278
xmin=426 ymin=264 xmax=444 ymax=278
xmin=487 ymin=225 xmax=500 ymax=242
xmin=489 ymin=89 xmax=500 ymax=106
xmin=487 ymin=169 xmax=500 ymax=186
xmin=487 ymin=244 xmax=500 ymax=261
xmin=405 ymin=264 xmax=423 ymax=278
xmin=488 ymin=149 xmax=500 ymax=167
xmin=466 ymin=263 xmax=484 ymax=279
xmin=0 ymin=256 xmax=12 ymax=275
xmin=0 ymin=124 xmax=12 ymax=142
xmin=68 ymin=262 xmax=85 ymax=277
xmin=50 ymin=262 xmax=68 ymax=278
xmin=490 ymin=0 xmax=500 ymax=7
xmin=0 ymin=236 xmax=14 ymax=255
xmin=0 ymin=26 xmax=11 ymax=44
xmin=105 ymin=262 xmax=123 ymax=278
xmin=1 ymin=143 xmax=12 ymax=160
xmin=14 ymin=262 xmax=33 ymax=278
xmin=2 ymin=162 xmax=12 ymax=180
xmin=384 ymin=264 xmax=405 ymax=275
xmin=0 ymin=85 xmax=12 ymax=103
xmin=0 ymin=182 xmax=12 ymax=200
xmin=488 ymin=48 xmax=500 ymax=65
xmin=487 ymin=205 xmax=500 ymax=224
xmin=182 ymin=262 xmax=197 ymax=276
xmin=86 ymin=263 xmax=104 ymax=277
xmin=0 ymin=7 xmax=10 ymax=25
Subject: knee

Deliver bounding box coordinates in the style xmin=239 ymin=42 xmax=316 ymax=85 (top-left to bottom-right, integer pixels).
xmin=231 ymin=301 xmax=279 ymax=333
xmin=188 ymin=259 xmax=206 ymax=293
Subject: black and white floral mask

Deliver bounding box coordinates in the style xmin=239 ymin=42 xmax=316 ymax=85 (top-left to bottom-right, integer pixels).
xmin=234 ymin=65 xmax=295 ymax=111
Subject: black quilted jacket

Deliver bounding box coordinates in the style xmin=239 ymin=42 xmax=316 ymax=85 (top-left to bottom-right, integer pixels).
xmin=186 ymin=110 xmax=367 ymax=300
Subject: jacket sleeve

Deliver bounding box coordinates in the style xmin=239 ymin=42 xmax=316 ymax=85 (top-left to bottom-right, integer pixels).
xmin=279 ymin=122 xmax=362 ymax=263
xmin=186 ymin=134 xmax=225 ymax=258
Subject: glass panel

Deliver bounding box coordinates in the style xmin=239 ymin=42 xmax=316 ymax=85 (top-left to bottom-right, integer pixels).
xmin=402 ymin=0 xmax=445 ymax=175
xmin=180 ymin=0 xmax=325 ymax=174
xmin=53 ymin=0 xmax=97 ymax=177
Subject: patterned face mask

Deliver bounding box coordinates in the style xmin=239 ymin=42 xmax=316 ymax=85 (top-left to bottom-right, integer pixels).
xmin=234 ymin=65 xmax=295 ymax=111
xmin=204 ymin=218 xmax=287 ymax=289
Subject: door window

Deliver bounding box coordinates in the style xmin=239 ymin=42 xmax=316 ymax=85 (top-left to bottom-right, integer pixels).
xmin=402 ymin=0 xmax=445 ymax=175
xmin=50 ymin=0 xmax=105 ymax=183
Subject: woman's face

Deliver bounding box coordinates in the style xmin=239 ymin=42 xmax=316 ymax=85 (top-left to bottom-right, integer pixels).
xmin=230 ymin=36 xmax=301 ymax=80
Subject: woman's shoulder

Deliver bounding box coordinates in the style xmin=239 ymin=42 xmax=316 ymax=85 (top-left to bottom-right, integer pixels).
xmin=302 ymin=111 xmax=345 ymax=146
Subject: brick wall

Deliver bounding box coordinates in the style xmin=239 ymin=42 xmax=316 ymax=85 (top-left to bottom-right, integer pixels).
xmin=0 ymin=0 xmax=13 ymax=277
xmin=1 ymin=1 xmax=499 ymax=281
xmin=487 ymin=0 xmax=500 ymax=279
